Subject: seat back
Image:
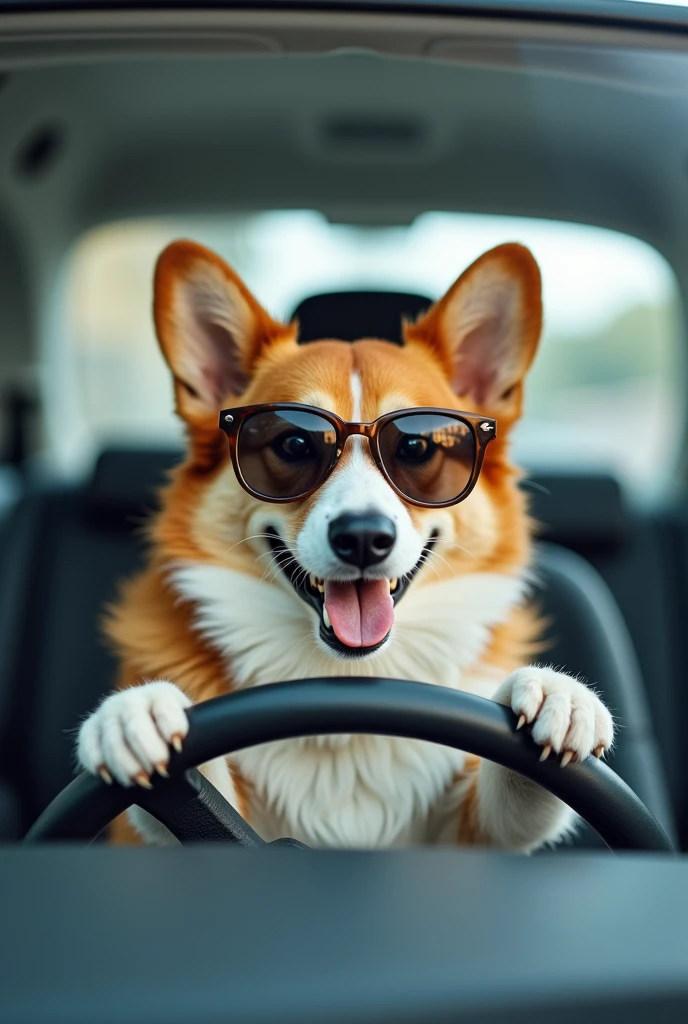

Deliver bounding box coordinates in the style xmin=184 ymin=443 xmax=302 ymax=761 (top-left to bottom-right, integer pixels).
xmin=531 ymin=543 xmax=674 ymax=846
xmin=0 ymin=455 xmax=170 ymax=834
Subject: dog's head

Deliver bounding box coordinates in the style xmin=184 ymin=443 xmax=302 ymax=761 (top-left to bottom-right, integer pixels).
xmin=152 ymin=240 xmax=542 ymax=671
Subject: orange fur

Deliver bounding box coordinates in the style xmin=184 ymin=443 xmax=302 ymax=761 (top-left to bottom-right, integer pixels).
xmin=456 ymin=758 xmax=489 ymax=846
xmin=104 ymin=240 xmax=546 ymax=845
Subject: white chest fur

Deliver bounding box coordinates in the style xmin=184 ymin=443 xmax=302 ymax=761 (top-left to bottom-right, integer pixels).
xmin=170 ymin=563 xmax=527 ymax=847
xmin=237 ymin=736 xmax=466 ymax=847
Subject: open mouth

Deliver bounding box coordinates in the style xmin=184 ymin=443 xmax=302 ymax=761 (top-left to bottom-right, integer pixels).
xmin=265 ymin=527 xmax=438 ymax=658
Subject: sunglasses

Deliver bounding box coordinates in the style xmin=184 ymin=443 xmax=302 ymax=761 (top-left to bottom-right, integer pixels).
xmin=218 ymin=403 xmax=496 ymax=509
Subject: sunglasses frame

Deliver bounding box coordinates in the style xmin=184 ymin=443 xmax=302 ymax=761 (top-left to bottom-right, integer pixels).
xmin=218 ymin=403 xmax=497 ymax=509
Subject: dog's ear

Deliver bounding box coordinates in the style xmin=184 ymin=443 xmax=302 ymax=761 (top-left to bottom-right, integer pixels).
xmin=154 ymin=240 xmax=293 ymax=424
xmin=405 ymin=243 xmax=542 ymax=416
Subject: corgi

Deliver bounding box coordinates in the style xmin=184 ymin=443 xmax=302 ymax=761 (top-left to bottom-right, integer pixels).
xmin=76 ymin=240 xmax=614 ymax=851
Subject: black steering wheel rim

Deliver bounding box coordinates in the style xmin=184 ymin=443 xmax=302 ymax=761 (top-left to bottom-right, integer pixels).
xmin=24 ymin=678 xmax=674 ymax=852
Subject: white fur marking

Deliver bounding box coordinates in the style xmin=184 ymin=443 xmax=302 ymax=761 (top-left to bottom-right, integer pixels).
xmin=295 ymin=449 xmax=423 ymax=583
xmin=350 ymin=371 xmax=363 ymax=421
xmin=168 ymin=562 xmax=530 ymax=847
xmin=493 ymin=667 xmax=614 ymax=761
xmin=77 ymin=681 xmax=191 ymax=787
xmin=468 ymin=666 xmax=616 ymax=851
xmin=77 ymin=681 xmax=241 ymax=846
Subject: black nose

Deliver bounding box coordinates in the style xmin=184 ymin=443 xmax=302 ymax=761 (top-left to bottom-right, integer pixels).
xmin=328 ymin=513 xmax=397 ymax=569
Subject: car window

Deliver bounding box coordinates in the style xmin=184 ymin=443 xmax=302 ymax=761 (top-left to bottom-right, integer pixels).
xmin=51 ymin=211 xmax=683 ymax=499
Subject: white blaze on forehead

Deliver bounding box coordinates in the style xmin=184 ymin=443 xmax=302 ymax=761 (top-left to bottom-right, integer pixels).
xmin=350 ymin=371 xmax=363 ymax=421
xmin=292 ymin=368 xmax=426 ymax=581
xmin=349 ymin=370 xmax=364 ymax=456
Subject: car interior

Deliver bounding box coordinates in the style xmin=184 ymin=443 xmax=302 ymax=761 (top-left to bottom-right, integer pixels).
xmin=4 ymin=2 xmax=688 ymax=1021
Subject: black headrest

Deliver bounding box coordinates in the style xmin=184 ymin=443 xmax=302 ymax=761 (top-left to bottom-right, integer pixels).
xmin=87 ymin=447 xmax=182 ymax=525
xmin=291 ymin=291 xmax=432 ymax=344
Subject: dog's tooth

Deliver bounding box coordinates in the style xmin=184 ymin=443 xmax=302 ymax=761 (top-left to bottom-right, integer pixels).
xmin=310 ymin=574 xmax=317 ymax=590
xmin=323 ymin=607 xmax=331 ymax=629
xmin=317 ymin=580 xmax=324 ymax=593
xmin=390 ymin=579 xmax=398 ymax=592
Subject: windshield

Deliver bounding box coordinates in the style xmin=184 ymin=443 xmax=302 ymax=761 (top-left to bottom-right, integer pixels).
xmin=57 ymin=211 xmax=681 ymax=498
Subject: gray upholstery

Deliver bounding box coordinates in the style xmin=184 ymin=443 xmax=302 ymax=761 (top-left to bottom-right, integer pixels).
xmin=530 ymin=543 xmax=675 ymax=847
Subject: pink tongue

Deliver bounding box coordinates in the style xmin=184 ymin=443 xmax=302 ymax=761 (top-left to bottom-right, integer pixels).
xmin=324 ymin=579 xmax=394 ymax=648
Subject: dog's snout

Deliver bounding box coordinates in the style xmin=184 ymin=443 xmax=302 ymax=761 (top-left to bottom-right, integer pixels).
xmin=328 ymin=513 xmax=397 ymax=569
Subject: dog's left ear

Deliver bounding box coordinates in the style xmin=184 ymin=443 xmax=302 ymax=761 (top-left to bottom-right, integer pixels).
xmin=154 ymin=240 xmax=294 ymax=426
xmin=405 ymin=243 xmax=542 ymax=414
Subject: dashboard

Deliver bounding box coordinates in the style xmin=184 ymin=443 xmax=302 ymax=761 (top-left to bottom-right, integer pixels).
xmin=3 ymin=846 xmax=688 ymax=1023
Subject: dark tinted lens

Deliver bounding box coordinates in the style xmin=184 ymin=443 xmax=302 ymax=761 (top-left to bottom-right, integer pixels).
xmin=379 ymin=413 xmax=476 ymax=505
xmin=237 ymin=409 xmax=338 ymax=499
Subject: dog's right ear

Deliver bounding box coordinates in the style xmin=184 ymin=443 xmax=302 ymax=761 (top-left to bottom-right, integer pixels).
xmin=404 ymin=243 xmax=542 ymax=426
xmin=154 ymin=240 xmax=293 ymax=425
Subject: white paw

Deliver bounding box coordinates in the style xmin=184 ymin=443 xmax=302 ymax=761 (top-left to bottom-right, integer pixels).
xmin=493 ymin=666 xmax=614 ymax=766
xmin=77 ymin=681 xmax=191 ymax=788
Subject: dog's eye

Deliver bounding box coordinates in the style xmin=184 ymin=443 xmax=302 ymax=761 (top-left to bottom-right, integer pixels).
xmin=274 ymin=432 xmax=313 ymax=461
xmin=396 ymin=436 xmax=434 ymax=463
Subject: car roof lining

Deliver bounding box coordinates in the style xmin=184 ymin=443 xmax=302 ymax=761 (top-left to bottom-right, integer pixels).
xmin=1 ymin=8 xmax=686 ymax=250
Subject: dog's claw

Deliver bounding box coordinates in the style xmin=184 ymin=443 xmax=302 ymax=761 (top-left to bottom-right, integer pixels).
xmin=171 ymin=734 xmax=183 ymax=754
xmin=133 ymin=772 xmax=153 ymax=790
xmin=516 ymin=714 xmax=526 ymax=731
xmin=560 ymin=750 xmax=574 ymax=768
xmin=594 ymin=744 xmax=605 ymax=759
xmin=98 ymin=766 xmax=113 ymax=785
xmin=539 ymin=744 xmax=552 ymax=762
xmin=154 ymin=762 xmax=169 ymax=778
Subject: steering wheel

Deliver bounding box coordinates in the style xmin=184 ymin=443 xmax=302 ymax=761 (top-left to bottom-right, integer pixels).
xmin=24 ymin=678 xmax=674 ymax=852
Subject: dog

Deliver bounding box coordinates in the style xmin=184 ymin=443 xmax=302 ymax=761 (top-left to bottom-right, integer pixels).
xmin=76 ymin=239 xmax=614 ymax=850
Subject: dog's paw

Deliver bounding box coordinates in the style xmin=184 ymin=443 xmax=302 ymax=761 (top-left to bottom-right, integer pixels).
xmin=76 ymin=681 xmax=191 ymax=788
xmin=493 ymin=666 xmax=614 ymax=766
